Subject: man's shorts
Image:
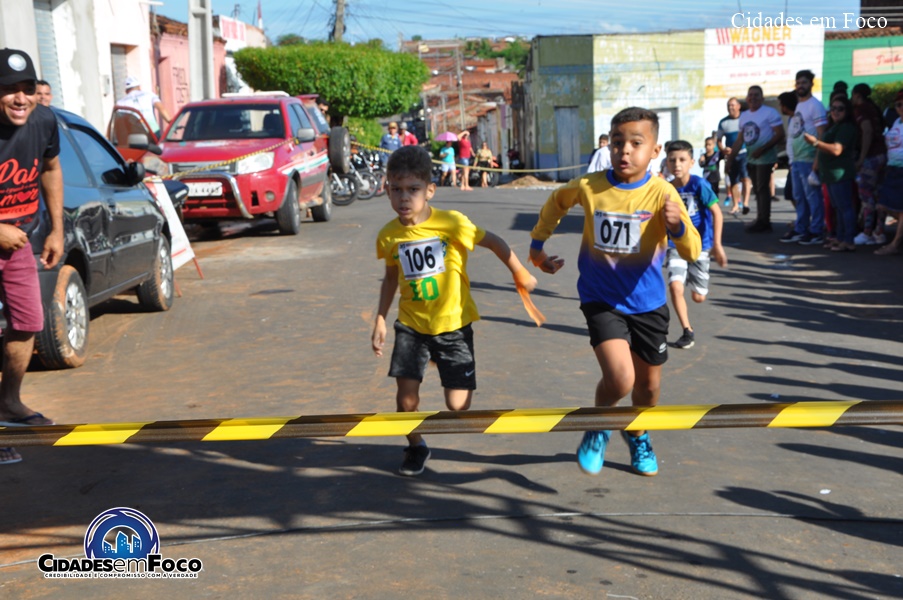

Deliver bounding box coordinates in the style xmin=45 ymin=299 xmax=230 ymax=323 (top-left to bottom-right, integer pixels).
xmin=389 ymin=321 xmax=476 ymax=390
xmin=441 ymin=163 xmax=454 ymax=173
xmin=580 ymin=302 xmax=669 ymax=366
xmin=728 ymin=152 xmax=749 ymax=182
xmin=0 ymin=242 xmax=44 ymax=333
xmin=666 ymin=247 xmax=711 ymax=297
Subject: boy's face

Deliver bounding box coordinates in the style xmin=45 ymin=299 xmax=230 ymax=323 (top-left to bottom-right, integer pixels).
xmin=667 ymin=150 xmax=693 ymax=184
xmin=386 ymin=173 xmax=435 ymax=226
xmin=704 ymin=139 xmax=715 ymax=153
xmin=609 ymin=120 xmax=661 ymax=184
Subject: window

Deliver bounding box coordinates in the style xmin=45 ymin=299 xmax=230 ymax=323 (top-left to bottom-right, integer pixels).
xmin=56 ymin=128 xmax=91 ymax=188
xmin=302 ymin=102 xmax=330 ymax=134
xmin=164 ymin=104 xmax=284 ymax=141
xmin=68 ymin=127 xmax=127 ymax=186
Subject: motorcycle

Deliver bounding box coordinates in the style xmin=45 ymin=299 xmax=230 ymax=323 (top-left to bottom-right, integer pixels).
xmin=330 ymin=169 xmax=358 ymax=206
xmin=348 ymin=151 xmax=381 ymax=201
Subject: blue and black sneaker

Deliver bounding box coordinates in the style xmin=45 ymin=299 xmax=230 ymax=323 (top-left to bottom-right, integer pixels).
xmin=621 ymin=431 xmax=659 ymax=476
xmin=576 ymin=430 xmax=611 ymax=475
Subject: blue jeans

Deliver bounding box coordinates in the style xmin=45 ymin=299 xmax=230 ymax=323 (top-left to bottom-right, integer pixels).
xmin=791 ymin=161 xmax=824 ymax=236
xmin=827 ymin=180 xmax=856 ymax=245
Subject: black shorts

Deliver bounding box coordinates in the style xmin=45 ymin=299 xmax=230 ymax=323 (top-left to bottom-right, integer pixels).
xmin=580 ymin=302 xmax=669 ymax=366
xmin=389 ymin=321 xmax=476 ymax=390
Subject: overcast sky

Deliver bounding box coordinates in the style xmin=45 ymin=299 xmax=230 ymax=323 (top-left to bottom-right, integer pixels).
xmin=157 ymin=0 xmax=864 ymax=47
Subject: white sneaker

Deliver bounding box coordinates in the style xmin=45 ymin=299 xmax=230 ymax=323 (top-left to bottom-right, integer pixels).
xmin=871 ymin=233 xmax=887 ymax=245
xmin=853 ymin=232 xmax=871 ymax=245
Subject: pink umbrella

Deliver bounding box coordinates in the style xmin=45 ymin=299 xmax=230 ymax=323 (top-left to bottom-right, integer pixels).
xmin=435 ymin=131 xmax=458 ymax=142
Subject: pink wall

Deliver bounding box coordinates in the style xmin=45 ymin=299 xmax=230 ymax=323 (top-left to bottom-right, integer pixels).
xmin=153 ymin=33 xmax=226 ymax=122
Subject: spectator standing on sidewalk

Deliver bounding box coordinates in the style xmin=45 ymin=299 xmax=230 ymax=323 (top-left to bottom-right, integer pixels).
xmin=780 ymin=70 xmax=828 ymax=245
xmin=379 ymin=121 xmax=403 ymax=166
xmin=0 ymin=48 xmax=63 ymax=465
xmin=458 ymin=131 xmax=474 ymax=191
xmin=399 ymin=122 xmax=418 ymax=146
xmin=874 ymin=90 xmax=903 ymax=256
xmin=804 ymin=96 xmax=858 ymax=252
xmin=587 ymin=134 xmax=612 ymax=173
xmin=851 ymin=83 xmax=888 ymax=246
xmin=716 ymin=98 xmax=751 ymax=215
xmin=726 ymin=86 xmax=784 ymax=233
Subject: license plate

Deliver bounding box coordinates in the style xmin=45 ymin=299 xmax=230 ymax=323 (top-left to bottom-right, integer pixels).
xmin=186 ymin=182 xmax=223 ymax=197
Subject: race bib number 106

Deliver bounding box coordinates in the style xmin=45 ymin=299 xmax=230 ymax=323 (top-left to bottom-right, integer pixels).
xmin=398 ymin=237 xmax=445 ymax=280
xmin=593 ymin=210 xmax=641 ymax=254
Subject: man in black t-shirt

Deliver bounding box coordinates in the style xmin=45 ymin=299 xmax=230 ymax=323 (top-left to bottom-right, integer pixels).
xmin=0 ymin=48 xmax=64 ymax=465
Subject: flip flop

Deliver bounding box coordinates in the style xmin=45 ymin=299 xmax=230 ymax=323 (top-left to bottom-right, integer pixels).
xmin=0 ymin=447 xmax=22 ymax=465
xmin=0 ymin=412 xmax=56 ymax=427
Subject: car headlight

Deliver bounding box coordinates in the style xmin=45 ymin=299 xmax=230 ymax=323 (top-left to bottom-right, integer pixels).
xmin=234 ymin=152 xmax=275 ymax=174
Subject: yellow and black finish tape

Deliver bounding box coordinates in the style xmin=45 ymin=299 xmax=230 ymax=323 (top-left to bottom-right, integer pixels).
xmin=1 ymin=401 xmax=900 ymax=447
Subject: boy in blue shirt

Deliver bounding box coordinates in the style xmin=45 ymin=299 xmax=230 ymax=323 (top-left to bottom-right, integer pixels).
xmin=529 ymin=108 xmax=700 ymax=477
xmin=665 ymin=140 xmax=728 ymax=349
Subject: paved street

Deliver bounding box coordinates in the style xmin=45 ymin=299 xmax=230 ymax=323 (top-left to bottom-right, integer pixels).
xmin=0 ymin=184 xmax=901 ymax=599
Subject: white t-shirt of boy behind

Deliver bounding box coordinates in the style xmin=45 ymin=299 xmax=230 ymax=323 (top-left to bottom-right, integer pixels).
xmin=788 ymin=96 xmax=827 ymax=163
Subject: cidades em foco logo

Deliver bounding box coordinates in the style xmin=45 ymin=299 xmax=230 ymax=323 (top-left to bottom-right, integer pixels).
xmin=38 ymin=507 xmax=203 ymax=579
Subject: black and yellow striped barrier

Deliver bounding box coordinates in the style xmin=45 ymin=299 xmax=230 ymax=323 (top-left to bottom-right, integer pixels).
xmin=1 ymin=401 xmax=900 ymax=447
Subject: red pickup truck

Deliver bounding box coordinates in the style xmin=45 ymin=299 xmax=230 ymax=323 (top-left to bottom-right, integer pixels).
xmin=108 ymin=93 xmax=350 ymax=235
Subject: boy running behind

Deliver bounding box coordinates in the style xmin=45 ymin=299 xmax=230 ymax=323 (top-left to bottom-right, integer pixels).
xmin=529 ymin=107 xmax=700 ymax=477
xmin=665 ymin=140 xmax=728 ymax=350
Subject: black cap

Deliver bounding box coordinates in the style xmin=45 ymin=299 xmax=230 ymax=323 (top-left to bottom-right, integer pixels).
xmin=0 ymin=49 xmax=37 ymax=86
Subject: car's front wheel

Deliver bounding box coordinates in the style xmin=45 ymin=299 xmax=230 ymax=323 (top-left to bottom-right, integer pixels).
xmin=276 ymin=179 xmax=302 ymax=235
xmin=137 ymin=236 xmax=174 ymax=311
xmin=310 ymin=180 xmax=333 ymax=222
xmin=35 ymin=265 xmax=89 ymax=369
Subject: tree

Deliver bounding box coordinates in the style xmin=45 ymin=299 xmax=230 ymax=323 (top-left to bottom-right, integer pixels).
xmin=276 ymin=34 xmax=306 ymax=46
xmin=233 ymin=42 xmax=430 ymax=121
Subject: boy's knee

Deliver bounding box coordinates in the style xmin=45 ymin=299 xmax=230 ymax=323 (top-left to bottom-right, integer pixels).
xmin=692 ymin=292 xmax=706 ymax=303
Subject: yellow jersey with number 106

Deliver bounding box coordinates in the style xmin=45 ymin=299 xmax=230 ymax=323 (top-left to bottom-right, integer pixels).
xmin=377 ymin=207 xmax=486 ymax=335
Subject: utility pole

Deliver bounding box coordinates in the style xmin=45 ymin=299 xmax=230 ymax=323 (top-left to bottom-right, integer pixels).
xmin=331 ymin=0 xmax=345 ymax=43
xmin=455 ymin=43 xmax=465 ymax=131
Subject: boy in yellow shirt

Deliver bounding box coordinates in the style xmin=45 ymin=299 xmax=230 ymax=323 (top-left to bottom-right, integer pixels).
xmin=372 ymin=146 xmax=539 ymax=476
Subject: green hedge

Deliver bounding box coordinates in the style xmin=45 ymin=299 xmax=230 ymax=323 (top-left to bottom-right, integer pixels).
xmin=872 ymin=81 xmax=903 ymax=110
xmin=233 ymin=42 xmax=429 ymax=120
xmin=347 ymin=117 xmax=385 ymax=148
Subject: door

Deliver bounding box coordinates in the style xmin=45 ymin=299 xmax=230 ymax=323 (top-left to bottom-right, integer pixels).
xmin=33 ymin=0 xmax=63 ymax=106
xmin=68 ymin=126 xmax=158 ymax=287
xmin=555 ymin=107 xmax=581 ymax=182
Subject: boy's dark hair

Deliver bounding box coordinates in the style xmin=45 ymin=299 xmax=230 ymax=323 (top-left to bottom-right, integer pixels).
xmin=610 ymin=107 xmax=659 ymax=139
xmin=598 ymin=134 xmax=609 ymax=142
xmin=795 ymin=69 xmax=815 ymax=82
xmin=778 ymin=91 xmax=798 ymax=111
xmin=386 ymin=145 xmax=433 ymax=183
xmin=666 ymin=140 xmax=693 ymax=156
xmin=704 ymin=136 xmax=715 ymax=144
xmin=36 ymin=79 xmax=50 ymax=87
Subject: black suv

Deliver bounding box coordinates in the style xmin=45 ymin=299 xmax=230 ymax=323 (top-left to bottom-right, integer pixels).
xmin=20 ymin=108 xmax=175 ymax=369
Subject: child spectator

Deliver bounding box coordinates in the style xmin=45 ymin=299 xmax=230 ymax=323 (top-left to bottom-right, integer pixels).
xmin=439 ymin=140 xmax=456 ymax=187
xmin=698 ymin=136 xmax=721 ymax=197
xmin=665 ymin=141 xmax=728 ymax=350
xmin=372 ymin=146 xmax=539 ymax=476
xmin=529 ymin=107 xmax=700 ymax=477
xmin=777 ymin=91 xmax=798 ymax=209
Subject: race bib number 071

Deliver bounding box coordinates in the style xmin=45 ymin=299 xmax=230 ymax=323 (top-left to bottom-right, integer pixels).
xmin=398 ymin=237 xmax=445 ymax=280
xmin=593 ymin=210 xmax=641 ymax=254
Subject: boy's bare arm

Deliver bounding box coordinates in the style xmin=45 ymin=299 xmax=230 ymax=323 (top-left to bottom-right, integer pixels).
xmin=477 ymin=231 xmax=536 ymax=290
xmin=709 ymin=202 xmax=728 ymax=268
xmin=372 ymin=264 xmax=399 ymax=357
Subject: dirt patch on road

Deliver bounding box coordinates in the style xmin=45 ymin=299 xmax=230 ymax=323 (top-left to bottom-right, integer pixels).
xmin=498 ymin=175 xmax=564 ymax=189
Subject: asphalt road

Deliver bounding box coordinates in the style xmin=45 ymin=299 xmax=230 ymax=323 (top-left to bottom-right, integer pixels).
xmin=1 ymin=184 xmax=901 ymax=599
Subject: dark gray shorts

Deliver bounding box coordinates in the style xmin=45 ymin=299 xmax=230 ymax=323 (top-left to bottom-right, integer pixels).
xmin=389 ymin=321 xmax=476 ymax=390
